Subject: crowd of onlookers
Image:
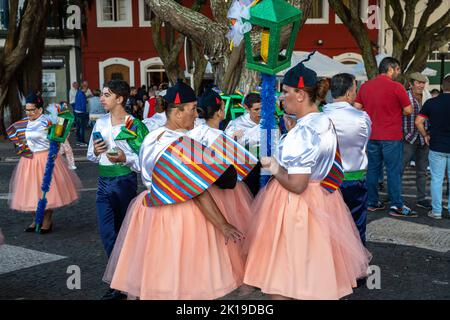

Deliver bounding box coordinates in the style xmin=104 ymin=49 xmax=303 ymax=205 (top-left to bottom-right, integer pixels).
xmin=354 ymin=57 xmax=450 ymax=220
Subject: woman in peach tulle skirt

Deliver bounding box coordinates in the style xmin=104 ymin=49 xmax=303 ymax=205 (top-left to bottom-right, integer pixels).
xmin=103 ymin=80 xmax=245 ymax=300
xmin=189 ymin=87 xmax=256 ymax=253
xmin=243 ymin=62 xmax=371 ymax=300
xmin=7 ymin=94 xmax=80 ymax=233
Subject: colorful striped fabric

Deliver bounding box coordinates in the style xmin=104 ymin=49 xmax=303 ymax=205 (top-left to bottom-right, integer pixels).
xmin=6 ymin=118 xmax=32 ymax=158
xmin=143 ymin=136 xmax=231 ymax=207
xmin=209 ymin=133 xmax=258 ymax=181
xmin=320 ymin=143 xmax=344 ymax=193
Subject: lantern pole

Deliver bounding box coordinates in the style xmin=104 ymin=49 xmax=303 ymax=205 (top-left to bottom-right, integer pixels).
xmin=35 ymin=104 xmax=74 ymax=233
xmin=259 ymin=73 xmax=277 ymax=187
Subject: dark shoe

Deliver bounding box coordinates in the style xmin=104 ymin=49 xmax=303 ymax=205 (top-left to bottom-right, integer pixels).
xmin=389 ymin=205 xmax=418 ymax=218
xmin=24 ymin=225 xmax=36 ymax=233
xmin=38 ymin=224 xmax=53 ymax=234
xmin=101 ymin=288 xmax=127 ymax=300
xmin=416 ymin=200 xmax=432 ymax=211
xmin=368 ymin=201 xmax=385 ymax=212
xmin=378 ymin=182 xmax=384 ymax=191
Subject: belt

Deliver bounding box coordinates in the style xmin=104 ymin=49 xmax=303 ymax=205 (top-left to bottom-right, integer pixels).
xmin=98 ymin=164 xmax=132 ymax=177
xmin=343 ymin=170 xmax=366 ymax=181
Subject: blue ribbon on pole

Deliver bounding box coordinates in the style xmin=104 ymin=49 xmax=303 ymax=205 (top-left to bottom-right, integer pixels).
xmin=259 ymin=73 xmax=277 ymax=188
xmin=35 ymin=141 xmax=59 ymax=233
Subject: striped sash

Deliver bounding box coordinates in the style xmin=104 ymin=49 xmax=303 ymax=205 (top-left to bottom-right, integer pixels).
xmin=320 ymin=142 xmax=344 ymax=193
xmin=143 ymin=136 xmax=231 ymax=207
xmin=209 ymin=133 xmax=258 ymax=181
xmin=6 ymin=118 xmax=32 ymax=158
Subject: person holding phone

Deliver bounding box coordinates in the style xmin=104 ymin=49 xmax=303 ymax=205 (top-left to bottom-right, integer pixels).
xmin=87 ymin=80 xmax=148 ymax=300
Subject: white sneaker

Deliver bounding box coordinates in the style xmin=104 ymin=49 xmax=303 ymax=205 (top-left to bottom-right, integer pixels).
xmin=69 ymin=165 xmax=77 ymax=170
xmin=410 ymin=161 xmax=416 ymax=167
xmin=427 ymin=211 xmax=442 ymax=220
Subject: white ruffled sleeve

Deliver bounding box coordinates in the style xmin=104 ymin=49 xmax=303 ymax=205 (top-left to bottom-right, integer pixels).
xmin=280 ymin=125 xmax=321 ymax=175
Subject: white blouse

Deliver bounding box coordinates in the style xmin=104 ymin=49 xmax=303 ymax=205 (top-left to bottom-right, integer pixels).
xmin=225 ymin=113 xmax=260 ymax=149
xmin=188 ymin=123 xmax=222 ymax=147
xmin=276 ymin=112 xmax=337 ymax=180
xmin=322 ymin=101 xmax=371 ymax=173
xmin=25 ymin=115 xmax=51 ymax=152
xmin=143 ymin=112 xmax=167 ymax=132
xmin=139 ymin=127 xmax=186 ymax=189
xmin=87 ymin=114 xmax=140 ymax=172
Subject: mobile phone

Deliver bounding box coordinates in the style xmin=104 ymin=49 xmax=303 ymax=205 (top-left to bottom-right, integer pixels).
xmin=93 ymin=131 xmax=103 ymax=142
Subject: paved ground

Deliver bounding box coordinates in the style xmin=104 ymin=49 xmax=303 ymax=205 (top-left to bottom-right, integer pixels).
xmin=0 ymin=132 xmax=449 ymax=300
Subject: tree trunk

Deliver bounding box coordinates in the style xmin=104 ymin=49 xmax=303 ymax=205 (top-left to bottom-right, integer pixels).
xmin=146 ymin=0 xmax=313 ymax=94
xmin=0 ymin=0 xmax=51 ymax=134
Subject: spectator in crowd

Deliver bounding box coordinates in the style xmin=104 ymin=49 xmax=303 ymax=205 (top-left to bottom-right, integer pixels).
xmin=355 ymin=57 xmax=415 ymax=217
xmin=74 ymin=83 xmax=88 ymax=146
xmin=416 ymin=75 xmax=450 ymax=219
xmin=143 ymin=89 xmax=157 ymax=119
xmin=402 ymin=72 xmax=432 ymax=210
xmin=430 ymin=89 xmax=440 ymax=98
xmin=88 ymin=89 xmax=106 ymax=127
xmin=70 ymin=81 xmax=79 ymax=109
xmin=82 ymin=80 xmax=93 ymax=99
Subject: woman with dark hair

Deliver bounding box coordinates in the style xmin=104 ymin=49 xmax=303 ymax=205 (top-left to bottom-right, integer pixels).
xmin=189 ymin=88 xmax=255 ymax=256
xmin=104 ymin=80 xmax=245 ymax=300
xmin=243 ymin=63 xmax=371 ymax=300
xmin=7 ymin=93 xmax=81 ymax=234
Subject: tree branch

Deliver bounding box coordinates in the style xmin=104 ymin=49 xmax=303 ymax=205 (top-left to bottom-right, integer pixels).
xmin=329 ymin=0 xmax=378 ymax=78
xmin=416 ymin=0 xmax=442 ymax=32
xmin=385 ymin=0 xmax=403 ymax=48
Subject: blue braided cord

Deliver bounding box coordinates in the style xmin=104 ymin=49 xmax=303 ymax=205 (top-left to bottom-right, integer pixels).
xmin=260 ymin=73 xmax=277 ymax=188
xmin=35 ymin=141 xmax=58 ymax=226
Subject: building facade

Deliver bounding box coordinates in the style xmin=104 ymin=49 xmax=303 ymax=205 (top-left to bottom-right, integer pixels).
xmin=0 ymin=0 xmax=82 ymax=104
xmin=82 ymin=0 xmax=379 ymax=91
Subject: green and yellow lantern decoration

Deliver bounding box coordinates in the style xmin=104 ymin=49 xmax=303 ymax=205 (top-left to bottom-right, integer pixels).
xmin=243 ymin=0 xmax=302 ymax=75
xmin=240 ymin=0 xmax=302 ymax=187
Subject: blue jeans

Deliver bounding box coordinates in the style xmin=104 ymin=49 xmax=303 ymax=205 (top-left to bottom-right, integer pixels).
xmin=428 ymin=150 xmax=450 ymax=215
xmin=367 ymin=140 xmax=403 ymax=208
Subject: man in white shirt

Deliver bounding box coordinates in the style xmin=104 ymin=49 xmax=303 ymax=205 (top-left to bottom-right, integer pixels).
xmin=323 ymin=73 xmax=372 ymax=245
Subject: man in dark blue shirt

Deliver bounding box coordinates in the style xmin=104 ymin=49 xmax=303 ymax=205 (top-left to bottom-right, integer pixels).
xmin=74 ymin=87 xmax=88 ymax=146
xmin=416 ymin=75 xmax=450 ymax=219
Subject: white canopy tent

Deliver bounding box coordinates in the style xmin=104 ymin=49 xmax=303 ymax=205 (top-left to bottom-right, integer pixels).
xmin=277 ymin=51 xmax=355 ymax=78
xmin=350 ymin=53 xmax=437 ymax=80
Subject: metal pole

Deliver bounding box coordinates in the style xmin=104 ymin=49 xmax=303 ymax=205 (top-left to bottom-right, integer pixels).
xmin=440 ymin=53 xmax=445 ymax=92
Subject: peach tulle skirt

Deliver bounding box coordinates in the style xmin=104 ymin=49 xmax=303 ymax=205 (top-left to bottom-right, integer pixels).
xmin=103 ymin=190 xmax=245 ymax=300
xmin=9 ymin=151 xmax=80 ymax=212
xmin=208 ymin=183 xmax=254 ymax=257
xmin=244 ymin=180 xmax=372 ymax=300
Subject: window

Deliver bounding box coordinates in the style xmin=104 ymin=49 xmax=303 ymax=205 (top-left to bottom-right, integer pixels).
xmin=139 ymin=0 xmax=151 ymax=27
xmin=0 ymin=1 xmax=6 ymax=30
xmin=97 ymin=0 xmax=132 ymax=27
xmin=335 ymin=0 xmax=369 ymax=24
xmin=428 ymin=44 xmax=450 ymax=62
xmin=305 ymin=0 xmax=329 ymax=24
xmin=1 ymin=0 xmax=25 ymax=30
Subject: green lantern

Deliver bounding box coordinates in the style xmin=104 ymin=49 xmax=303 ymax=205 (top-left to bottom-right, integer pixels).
xmin=47 ymin=110 xmax=75 ymax=143
xmin=244 ymin=0 xmax=302 ymax=75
